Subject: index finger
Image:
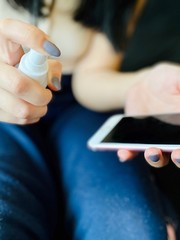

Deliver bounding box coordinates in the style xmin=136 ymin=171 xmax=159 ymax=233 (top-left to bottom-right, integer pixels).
xmin=0 ymin=18 xmax=61 ymax=57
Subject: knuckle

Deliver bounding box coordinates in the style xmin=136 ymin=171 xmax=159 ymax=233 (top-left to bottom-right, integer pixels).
xmin=41 ymin=106 xmax=48 ymax=117
xmin=17 ymin=118 xmax=29 ymax=125
xmin=16 ymin=104 xmax=31 ymax=119
xmin=22 ymin=25 xmax=46 ymax=46
xmin=18 ymin=22 xmax=37 ymax=43
xmin=44 ymin=89 xmax=52 ymax=104
xmin=11 ymin=76 xmax=28 ymax=95
xmin=15 ymin=104 xmax=48 ymax=120
xmin=36 ymin=89 xmax=52 ymax=106
xmin=5 ymin=55 xmax=16 ymax=66
xmin=22 ymin=25 xmax=37 ymax=43
xmin=0 ymin=18 xmax=11 ymax=30
xmin=17 ymin=117 xmax=40 ymax=125
xmin=48 ymin=91 xmax=53 ymax=102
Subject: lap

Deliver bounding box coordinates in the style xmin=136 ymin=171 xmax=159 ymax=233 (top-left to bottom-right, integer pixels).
xmin=51 ymin=105 xmax=168 ymax=239
xmin=0 ymin=102 xmax=179 ymax=239
xmin=0 ymin=123 xmax=59 ymax=239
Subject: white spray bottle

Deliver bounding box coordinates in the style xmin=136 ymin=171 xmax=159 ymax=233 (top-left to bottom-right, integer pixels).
xmin=18 ymin=49 xmax=48 ymax=88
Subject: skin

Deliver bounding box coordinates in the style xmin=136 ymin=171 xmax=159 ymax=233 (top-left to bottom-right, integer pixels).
xmin=0 ymin=18 xmax=61 ymax=124
xmin=117 ymin=63 xmax=180 ymax=169
xmin=1 ymin=1 xmax=178 ymax=239
xmin=1 ymin=2 xmax=180 ymax=165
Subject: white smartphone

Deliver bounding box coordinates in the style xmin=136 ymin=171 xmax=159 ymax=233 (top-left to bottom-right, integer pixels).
xmin=87 ymin=113 xmax=180 ymax=152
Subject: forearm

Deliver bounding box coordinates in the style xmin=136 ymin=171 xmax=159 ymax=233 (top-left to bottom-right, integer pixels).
xmin=72 ymin=68 xmax=147 ymax=112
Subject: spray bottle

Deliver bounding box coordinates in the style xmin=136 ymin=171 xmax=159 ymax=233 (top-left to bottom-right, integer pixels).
xmin=18 ymin=49 xmax=48 ymax=88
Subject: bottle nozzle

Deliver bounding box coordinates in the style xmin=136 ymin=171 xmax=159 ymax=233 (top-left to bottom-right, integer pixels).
xmin=18 ymin=49 xmax=48 ymax=87
xmin=27 ymin=49 xmax=47 ymax=65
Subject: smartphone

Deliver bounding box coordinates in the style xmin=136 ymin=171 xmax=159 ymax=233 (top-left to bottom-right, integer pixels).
xmin=87 ymin=113 xmax=180 ymax=152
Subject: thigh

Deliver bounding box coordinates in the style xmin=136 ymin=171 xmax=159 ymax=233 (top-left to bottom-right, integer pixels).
xmin=0 ymin=123 xmax=58 ymax=240
xmin=51 ymin=105 xmax=167 ymax=240
xmin=152 ymin=162 xmax=180 ymax=238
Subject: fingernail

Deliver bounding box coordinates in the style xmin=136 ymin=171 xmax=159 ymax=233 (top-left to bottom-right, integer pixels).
xmin=52 ymin=77 xmax=61 ymax=90
xmin=149 ymin=154 xmax=160 ymax=162
xmin=175 ymin=158 xmax=180 ymax=164
xmin=43 ymin=40 xmax=61 ymax=57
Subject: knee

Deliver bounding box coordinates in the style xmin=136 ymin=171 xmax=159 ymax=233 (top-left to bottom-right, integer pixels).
xmin=73 ymin=199 xmax=167 ymax=240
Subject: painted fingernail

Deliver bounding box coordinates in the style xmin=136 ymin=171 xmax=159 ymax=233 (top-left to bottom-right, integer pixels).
xmin=149 ymin=154 xmax=160 ymax=162
xmin=43 ymin=40 xmax=61 ymax=57
xmin=175 ymin=158 xmax=180 ymax=164
xmin=52 ymin=77 xmax=61 ymax=90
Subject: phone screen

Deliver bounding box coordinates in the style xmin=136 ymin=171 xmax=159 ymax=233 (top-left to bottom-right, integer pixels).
xmin=102 ymin=113 xmax=180 ymax=145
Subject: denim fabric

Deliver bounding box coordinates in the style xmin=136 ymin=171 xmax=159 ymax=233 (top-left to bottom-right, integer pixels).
xmin=0 ymin=75 xmax=177 ymax=239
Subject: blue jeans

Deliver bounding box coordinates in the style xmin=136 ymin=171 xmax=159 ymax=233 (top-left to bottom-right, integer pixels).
xmin=0 ymin=75 xmax=178 ymax=239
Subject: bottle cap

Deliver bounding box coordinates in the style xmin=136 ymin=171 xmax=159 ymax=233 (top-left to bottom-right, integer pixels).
xmin=26 ymin=49 xmax=46 ymax=65
xmin=18 ymin=49 xmax=48 ymax=87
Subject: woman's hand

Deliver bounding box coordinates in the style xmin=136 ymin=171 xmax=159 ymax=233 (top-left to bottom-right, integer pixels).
xmin=117 ymin=62 xmax=180 ymax=167
xmin=0 ymin=18 xmax=61 ymax=124
xmin=125 ymin=62 xmax=180 ymax=115
xmin=117 ymin=148 xmax=180 ymax=168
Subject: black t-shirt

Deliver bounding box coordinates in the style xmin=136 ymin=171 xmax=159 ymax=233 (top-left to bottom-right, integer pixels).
xmin=121 ymin=0 xmax=180 ymax=71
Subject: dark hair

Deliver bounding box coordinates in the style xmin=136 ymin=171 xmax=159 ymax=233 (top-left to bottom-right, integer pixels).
xmin=7 ymin=0 xmax=55 ymax=17
xmin=74 ymin=0 xmax=135 ymax=51
xmin=7 ymin=0 xmax=135 ymax=51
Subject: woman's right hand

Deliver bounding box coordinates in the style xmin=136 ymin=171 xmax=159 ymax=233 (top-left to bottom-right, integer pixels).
xmin=0 ymin=18 xmax=61 ymax=124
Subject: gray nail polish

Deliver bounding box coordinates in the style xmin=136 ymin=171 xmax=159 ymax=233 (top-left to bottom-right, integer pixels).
xmin=175 ymin=158 xmax=180 ymax=164
xmin=43 ymin=40 xmax=61 ymax=57
xmin=52 ymin=77 xmax=61 ymax=90
xmin=149 ymin=154 xmax=160 ymax=162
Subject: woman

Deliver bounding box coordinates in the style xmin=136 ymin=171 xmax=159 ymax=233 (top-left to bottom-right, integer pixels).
xmin=0 ymin=0 xmax=179 ymax=239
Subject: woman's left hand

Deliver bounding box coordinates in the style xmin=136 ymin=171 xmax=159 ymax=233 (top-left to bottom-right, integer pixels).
xmin=117 ymin=61 xmax=180 ymax=167
xmin=117 ymin=148 xmax=180 ymax=168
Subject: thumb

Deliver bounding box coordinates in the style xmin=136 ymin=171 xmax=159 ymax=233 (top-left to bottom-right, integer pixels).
xmin=47 ymin=59 xmax=62 ymax=91
xmin=117 ymin=149 xmax=138 ymax=162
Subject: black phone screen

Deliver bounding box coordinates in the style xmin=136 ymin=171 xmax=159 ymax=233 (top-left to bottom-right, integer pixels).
xmin=102 ymin=113 xmax=180 ymax=145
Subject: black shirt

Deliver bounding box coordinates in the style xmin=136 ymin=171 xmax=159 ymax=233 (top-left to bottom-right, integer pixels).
xmin=122 ymin=0 xmax=180 ymax=71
